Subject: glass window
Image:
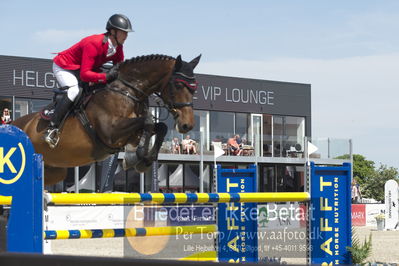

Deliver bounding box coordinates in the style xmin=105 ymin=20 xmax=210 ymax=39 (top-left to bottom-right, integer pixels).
xmin=31 ymin=99 xmax=51 ymax=113
xmin=272 ymin=116 xmax=305 ymax=157
xmin=157 ymin=107 xmax=180 ymax=142
xmin=285 ymin=116 xmax=305 ymax=151
xmin=273 ymin=116 xmax=284 ymax=157
xmin=260 ymin=165 xmax=275 ymax=192
xmin=276 ymin=165 xmax=303 ymax=192
xmin=196 ymin=110 xmax=209 ymax=151
xmin=210 ymin=111 xmax=234 ymax=143
xmin=263 ymin=115 xmax=272 ymax=156
xmin=235 ymin=113 xmax=249 ymax=141
xmin=15 ymin=99 xmax=29 ymax=119
xmin=12 ymin=98 xmax=51 ymax=119
xmin=190 ymin=110 xmax=209 ymax=150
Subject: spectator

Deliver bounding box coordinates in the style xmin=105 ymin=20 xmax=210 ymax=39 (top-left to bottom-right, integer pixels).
xmin=235 ymin=134 xmax=243 ymax=148
xmin=227 ymin=135 xmax=242 ymax=156
xmin=182 ymin=135 xmax=197 ymax=154
xmin=351 ymin=179 xmax=362 ymax=203
xmin=171 ymin=137 xmax=181 ymax=154
xmin=1 ymin=108 xmax=12 ymax=124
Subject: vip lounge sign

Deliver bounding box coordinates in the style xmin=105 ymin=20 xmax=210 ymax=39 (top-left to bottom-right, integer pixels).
xmin=385 ymin=179 xmax=399 ymax=230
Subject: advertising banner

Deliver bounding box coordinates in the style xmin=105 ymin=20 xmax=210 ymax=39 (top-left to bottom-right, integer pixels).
xmin=217 ymin=165 xmax=258 ymax=263
xmin=385 ymin=179 xmax=399 ymax=230
xmin=351 ymin=204 xmax=366 ymax=226
xmin=310 ymin=162 xmax=352 ymax=265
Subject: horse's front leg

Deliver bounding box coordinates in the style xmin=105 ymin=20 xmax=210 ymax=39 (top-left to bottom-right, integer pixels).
xmin=133 ymin=122 xmax=168 ymax=172
xmin=135 ymin=114 xmax=155 ymax=161
xmin=120 ymin=113 xmax=156 ymax=171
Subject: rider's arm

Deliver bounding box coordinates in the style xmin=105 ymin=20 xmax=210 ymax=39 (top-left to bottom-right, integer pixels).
xmin=80 ymin=42 xmax=107 ymax=83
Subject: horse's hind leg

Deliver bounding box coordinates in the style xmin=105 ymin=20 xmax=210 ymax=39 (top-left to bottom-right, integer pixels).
xmin=44 ymin=166 xmax=68 ymax=185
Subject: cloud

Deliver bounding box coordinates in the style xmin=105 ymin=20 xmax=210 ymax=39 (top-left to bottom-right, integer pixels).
xmin=197 ymin=53 xmax=399 ymax=168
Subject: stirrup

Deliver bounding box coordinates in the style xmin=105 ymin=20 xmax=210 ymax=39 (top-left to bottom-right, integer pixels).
xmin=44 ymin=128 xmax=60 ymax=149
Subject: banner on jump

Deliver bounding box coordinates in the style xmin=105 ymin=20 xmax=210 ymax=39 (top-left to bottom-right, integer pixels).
xmin=217 ymin=164 xmax=258 ymax=263
xmin=310 ymin=162 xmax=352 ymax=265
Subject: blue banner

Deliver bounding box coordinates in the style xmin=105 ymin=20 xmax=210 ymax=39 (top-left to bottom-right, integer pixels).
xmin=0 ymin=125 xmax=43 ymax=253
xmin=217 ymin=165 xmax=258 ymax=263
xmin=310 ymin=162 xmax=352 ymax=264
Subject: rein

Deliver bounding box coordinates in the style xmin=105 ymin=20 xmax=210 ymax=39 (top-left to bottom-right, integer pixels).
xmin=110 ymin=72 xmax=196 ymax=120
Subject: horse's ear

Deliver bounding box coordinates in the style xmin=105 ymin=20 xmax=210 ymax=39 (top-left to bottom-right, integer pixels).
xmin=175 ymin=55 xmax=183 ymax=71
xmin=189 ymin=54 xmax=201 ymax=69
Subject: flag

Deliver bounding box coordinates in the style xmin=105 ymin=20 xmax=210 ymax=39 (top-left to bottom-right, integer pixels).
xmin=307 ymin=141 xmax=318 ymax=155
xmin=214 ymin=143 xmax=225 ymax=158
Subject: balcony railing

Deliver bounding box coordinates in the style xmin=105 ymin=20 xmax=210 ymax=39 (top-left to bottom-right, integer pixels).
xmin=158 ymin=132 xmax=352 ymax=160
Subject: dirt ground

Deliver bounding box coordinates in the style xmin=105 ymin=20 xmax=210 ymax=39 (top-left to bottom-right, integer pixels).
xmin=47 ymin=226 xmax=399 ymax=264
xmin=355 ymin=226 xmax=399 ymax=264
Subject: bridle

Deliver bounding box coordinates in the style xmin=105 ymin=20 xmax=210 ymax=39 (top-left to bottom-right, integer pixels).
xmin=108 ymin=70 xmax=197 ymax=120
xmin=162 ymin=71 xmax=197 ymax=118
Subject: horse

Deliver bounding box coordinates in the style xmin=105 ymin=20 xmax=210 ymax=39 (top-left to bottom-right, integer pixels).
xmin=12 ymin=54 xmax=201 ymax=185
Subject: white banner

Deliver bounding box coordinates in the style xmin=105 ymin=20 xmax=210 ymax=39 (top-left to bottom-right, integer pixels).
xmin=385 ymin=179 xmax=399 ymax=230
xmin=45 ymin=206 xmax=127 ymax=230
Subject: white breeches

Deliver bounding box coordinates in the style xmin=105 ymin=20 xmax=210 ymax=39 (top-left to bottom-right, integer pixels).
xmin=52 ymin=63 xmax=81 ymax=101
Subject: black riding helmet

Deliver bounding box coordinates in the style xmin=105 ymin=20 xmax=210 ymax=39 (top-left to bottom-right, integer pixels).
xmin=106 ymin=14 xmax=133 ymax=32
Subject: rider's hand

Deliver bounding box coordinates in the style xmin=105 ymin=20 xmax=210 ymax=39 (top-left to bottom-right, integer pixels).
xmin=106 ymin=65 xmax=119 ymax=82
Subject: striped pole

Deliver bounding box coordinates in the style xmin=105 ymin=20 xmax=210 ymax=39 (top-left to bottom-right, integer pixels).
xmin=44 ymin=224 xmax=216 ymax=240
xmin=46 ymin=192 xmax=310 ymax=205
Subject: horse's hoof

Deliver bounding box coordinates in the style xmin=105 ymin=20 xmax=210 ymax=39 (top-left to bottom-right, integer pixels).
xmin=134 ymin=160 xmax=152 ymax=173
xmin=122 ymin=152 xmax=138 ymax=170
xmin=136 ymin=146 xmax=145 ymax=159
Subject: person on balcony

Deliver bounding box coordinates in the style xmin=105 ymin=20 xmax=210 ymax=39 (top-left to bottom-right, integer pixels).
xmin=227 ymin=135 xmax=242 ymax=156
xmin=171 ymin=137 xmax=181 ymax=154
xmin=182 ymin=135 xmax=197 ymax=154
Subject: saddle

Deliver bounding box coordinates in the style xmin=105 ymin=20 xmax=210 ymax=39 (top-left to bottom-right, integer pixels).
xmin=39 ymin=83 xmax=97 ymax=121
xmin=40 ymin=83 xmax=120 ymax=154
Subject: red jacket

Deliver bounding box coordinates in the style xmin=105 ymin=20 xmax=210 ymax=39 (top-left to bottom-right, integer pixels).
xmin=53 ymin=33 xmax=124 ymax=83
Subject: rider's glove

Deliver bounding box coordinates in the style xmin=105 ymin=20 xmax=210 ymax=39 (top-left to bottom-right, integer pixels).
xmin=106 ymin=64 xmax=119 ymax=82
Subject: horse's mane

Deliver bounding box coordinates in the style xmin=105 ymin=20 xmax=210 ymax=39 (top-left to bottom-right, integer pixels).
xmin=123 ymin=54 xmax=175 ymax=65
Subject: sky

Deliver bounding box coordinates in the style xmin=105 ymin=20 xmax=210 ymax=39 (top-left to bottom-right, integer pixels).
xmin=1 ymin=1 xmax=399 ymax=169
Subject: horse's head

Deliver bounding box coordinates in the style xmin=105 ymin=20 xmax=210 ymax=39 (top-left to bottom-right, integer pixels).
xmin=162 ymin=55 xmax=201 ymax=133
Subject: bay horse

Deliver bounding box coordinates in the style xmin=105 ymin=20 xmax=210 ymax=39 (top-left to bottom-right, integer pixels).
xmin=12 ymin=54 xmax=201 ymax=185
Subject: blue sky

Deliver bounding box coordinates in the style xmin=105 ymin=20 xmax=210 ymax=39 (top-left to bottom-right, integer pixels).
xmin=1 ymin=1 xmax=399 ymax=168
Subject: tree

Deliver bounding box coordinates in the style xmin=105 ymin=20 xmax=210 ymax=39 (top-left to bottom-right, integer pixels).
xmin=362 ymin=164 xmax=399 ymax=202
xmin=335 ymin=154 xmax=399 ymax=202
xmin=335 ymin=154 xmax=375 ymax=186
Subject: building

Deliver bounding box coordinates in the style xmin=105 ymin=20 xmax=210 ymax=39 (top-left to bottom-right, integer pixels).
xmin=0 ymin=55 xmax=350 ymax=193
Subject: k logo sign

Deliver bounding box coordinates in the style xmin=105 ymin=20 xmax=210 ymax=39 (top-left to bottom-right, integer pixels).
xmin=0 ymin=142 xmax=26 ymax=184
xmin=0 ymin=125 xmax=37 ymax=196
xmin=0 ymin=125 xmax=44 ymax=253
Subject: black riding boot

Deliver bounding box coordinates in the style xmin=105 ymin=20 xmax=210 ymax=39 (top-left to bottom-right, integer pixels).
xmin=44 ymin=94 xmax=73 ymax=148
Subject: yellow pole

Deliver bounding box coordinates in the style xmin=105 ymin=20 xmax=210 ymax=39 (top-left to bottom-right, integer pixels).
xmin=44 ymin=224 xmax=217 ymax=240
xmin=47 ymin=192 xmax=310 ymax=205
xmin=0 ymin=196 xmax=12 ymax=205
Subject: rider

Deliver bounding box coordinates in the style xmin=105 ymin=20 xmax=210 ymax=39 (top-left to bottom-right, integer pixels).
xmin=44 ymin=14 xmax=133 ymax=148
